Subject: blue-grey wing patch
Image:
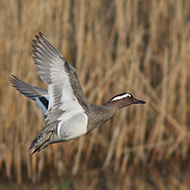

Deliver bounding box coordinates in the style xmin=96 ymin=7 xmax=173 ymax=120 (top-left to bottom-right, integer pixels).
xmin=10 ymin=75 xmax=49 ymax=117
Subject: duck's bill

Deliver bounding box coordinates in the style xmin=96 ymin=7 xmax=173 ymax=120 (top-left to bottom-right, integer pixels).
xmin=133 ymin=98 xmax=146 ymax=104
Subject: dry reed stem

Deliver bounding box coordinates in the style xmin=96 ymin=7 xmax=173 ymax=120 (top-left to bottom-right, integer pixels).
xmin=0 ymin=0 xmax=190 ymax=182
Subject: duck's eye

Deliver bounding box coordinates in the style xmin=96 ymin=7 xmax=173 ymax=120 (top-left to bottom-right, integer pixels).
xmin=125 ymin=93 xmax=131 ymax=98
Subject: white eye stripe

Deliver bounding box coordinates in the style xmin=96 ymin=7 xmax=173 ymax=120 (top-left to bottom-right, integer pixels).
xmin=111 ymin=93 xmax=131 ymax=101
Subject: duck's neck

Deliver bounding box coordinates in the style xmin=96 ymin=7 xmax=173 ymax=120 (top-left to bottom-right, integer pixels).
xmin=86 ymin=103 xmax=115 ymax=132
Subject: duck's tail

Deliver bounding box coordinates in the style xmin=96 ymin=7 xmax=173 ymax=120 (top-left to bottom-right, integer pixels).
xmin=28 ymin=121 xmax=59 ymax=154
xmin=29 ymin=128 xmax=53 ymax=154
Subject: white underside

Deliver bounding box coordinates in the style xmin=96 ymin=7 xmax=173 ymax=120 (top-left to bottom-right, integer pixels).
xmin=57 ymin=112 xmax=88 ymax=141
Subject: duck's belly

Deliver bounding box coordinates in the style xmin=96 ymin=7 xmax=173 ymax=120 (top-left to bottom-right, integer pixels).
xmin=57 ymin=112 xmax=88 ymax=141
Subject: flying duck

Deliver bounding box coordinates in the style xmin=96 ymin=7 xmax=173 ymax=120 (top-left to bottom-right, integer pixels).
xmin=10 ymin=32 xmax=146 ymax=154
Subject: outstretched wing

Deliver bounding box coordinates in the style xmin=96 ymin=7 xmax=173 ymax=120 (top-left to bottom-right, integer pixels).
xmin=10 ymin=75 xmax=49 ymax=116
xmin=10 ymin=75 xmax=48 ymax=99
xmin=32 ymin=32 xmax=89 ymax=124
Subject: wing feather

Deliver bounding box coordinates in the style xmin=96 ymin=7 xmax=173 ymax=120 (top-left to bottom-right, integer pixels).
xmin=32 ymin=32 xmax=89 ymax=123
xmin=9 ymin=75 xmax=48 ymax=99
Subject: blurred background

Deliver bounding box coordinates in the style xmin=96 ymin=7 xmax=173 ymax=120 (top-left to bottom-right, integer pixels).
xmin=0 ymin=0 xmax=190 ymax=189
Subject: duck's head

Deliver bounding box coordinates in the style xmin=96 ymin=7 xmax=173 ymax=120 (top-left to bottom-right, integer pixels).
xmin=108 ymin=93 xmax=146 ymax=111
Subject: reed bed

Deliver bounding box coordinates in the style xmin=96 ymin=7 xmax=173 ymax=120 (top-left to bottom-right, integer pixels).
xmin=0 ymin=0 xmax=190 ymax=185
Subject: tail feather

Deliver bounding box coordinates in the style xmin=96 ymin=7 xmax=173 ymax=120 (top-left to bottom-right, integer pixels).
xmin=29 ymin=129 xmax=53 ymax=154
xmin=28 ymin=121 xmax=58 ymax=154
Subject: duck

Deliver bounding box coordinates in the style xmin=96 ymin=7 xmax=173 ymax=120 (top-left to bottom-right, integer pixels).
xmin=10 ymin=32 xmax=146 ymax=154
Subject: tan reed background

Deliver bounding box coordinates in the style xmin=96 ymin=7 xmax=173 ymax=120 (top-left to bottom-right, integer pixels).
xmin=0 ymin=0 xmax=190 ymax=187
